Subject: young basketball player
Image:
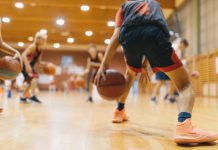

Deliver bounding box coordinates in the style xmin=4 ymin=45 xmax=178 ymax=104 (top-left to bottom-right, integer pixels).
xmin=0 ymin=19 xmax=22 ymax=112
xmin=20 ymin=31 xmax=47 ymax=103
xmin=95 ymin=0 xmax=218 ymax=144
xmin=150 ymin=39 xmax=189 ymax=104
xmin=82 ymin=44 xmax=103 ymax=102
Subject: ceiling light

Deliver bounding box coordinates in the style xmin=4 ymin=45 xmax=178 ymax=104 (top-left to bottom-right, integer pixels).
xmin=17 ymin=42 xmax=24 ymax=47
xmin=56 ymin=18 xmax=65 ymax=26
xmin=53 ymin=43 xmax=60 ymax=49
xmin=15 ymin=2 xmax=24 ymax=9
xmin=104 ymin=39 xmax=111 ymax=45
xmin=2 ymin=17 xmax=10 ymax=23
xmin=28 ymin=36 xmax=33 ymax=42
xmin=67 ymin=37 xmax=75 ymax=43
xmin=107 ymin=21 xmax=115 ymax=27
xmin=81 ymin=5 xmax=90 ymax=11
xmin=85 ymin=31 xmax=93 ymax=37
xmin=40 ymin=29 xmax=47 ymax=34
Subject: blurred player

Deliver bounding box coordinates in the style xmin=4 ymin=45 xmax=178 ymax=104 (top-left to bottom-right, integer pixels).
xmin=82 ymin=44 xmax=103 ymax=102
xmin=20 ymin=31 xmax=47 ymax=103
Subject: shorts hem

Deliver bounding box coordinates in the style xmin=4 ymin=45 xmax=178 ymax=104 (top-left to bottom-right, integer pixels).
xmin=152 ymin=63 xmax=183 ymax=73
xmin=127 ymin=64 xmax=142 ymax=73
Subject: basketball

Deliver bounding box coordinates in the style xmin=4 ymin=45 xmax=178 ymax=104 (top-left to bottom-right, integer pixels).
xmin=0 ymin=56 xmax=21 ymax=80
xmin=96 ymin=69 xmax=126 ymax=100
xmin=75 ymin=76 xmax=86 ymax=88
xmin=43 ymin=63 xmax=56 ymax=75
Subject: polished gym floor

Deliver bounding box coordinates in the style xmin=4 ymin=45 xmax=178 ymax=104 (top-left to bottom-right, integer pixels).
xmin=0 ymin=90 xmax=217 ymax=150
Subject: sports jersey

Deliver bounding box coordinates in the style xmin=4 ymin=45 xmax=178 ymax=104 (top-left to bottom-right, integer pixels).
xmin=115 ymin=0 xmax=169 ymax=35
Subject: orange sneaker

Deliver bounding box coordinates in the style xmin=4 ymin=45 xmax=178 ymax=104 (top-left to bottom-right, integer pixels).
xmin=112 ymin=109 xmax=129 ymax=123
xmin=174 ymin=119 xmax=218 ymax=144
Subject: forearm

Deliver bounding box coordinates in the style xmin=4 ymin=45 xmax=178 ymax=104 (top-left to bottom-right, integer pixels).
xmin=22 ymin=55 xmax=30 ymax=68
xmin=102 ymin=37 xmax=120 ymax=67
xmin=0 ymin=42 xmax=18 ymax=56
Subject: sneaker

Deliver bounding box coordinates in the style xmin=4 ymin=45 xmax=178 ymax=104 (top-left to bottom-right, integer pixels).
xmin=20 ymin=97 xmax=27 ymax=103
xmin=112 ymin=109 xmax=129 ymax=123
xmin=174 ymin=91 xmax=179 ymax=96
xmin=174 ymin=119 xmax=218 ymax=144
xmin=164 ymin=94 xmax=169 ymax=100
xmin=169 ymin=97 xmax=176 ymax=103
xmin=29 ymin=96 xmax=42 ymax=103
xmin=87 ymin=96 xmax=93 ymax=103
xmin=150 ymin=97 xmax=158 ymax=105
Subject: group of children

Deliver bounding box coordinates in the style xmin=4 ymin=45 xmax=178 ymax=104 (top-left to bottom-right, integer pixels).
xmin=0 ymin=0 xmax=218 ymax=145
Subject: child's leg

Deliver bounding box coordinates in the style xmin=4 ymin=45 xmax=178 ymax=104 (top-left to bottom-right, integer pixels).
xmin=151 ymin=80 xmax=164 ymax=100
xmin=113 ymin=68 xmax=136 ymax=123
xmin=165 ymin=66 xmax=218 ymax=144
xmin=167 ymin=81 xmax=177 ymax=103
xmin=29 ymin=78 xmax=41 ymax=103
xmin=88 ymin=81 xmax=93 ymax=102
xmin=30 ymin=78 xmax=37 ymax=96
xmin=165 ymin=67 xmax=194 ymax=113
xmin=119 ymin=69 xmax=136 ymax=103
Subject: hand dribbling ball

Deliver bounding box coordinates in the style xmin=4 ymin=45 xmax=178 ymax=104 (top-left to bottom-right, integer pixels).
xmin=0 ymin=56 xmax=22 ymax=80
xmin=96 ymin=69 xmax=126 ymax=101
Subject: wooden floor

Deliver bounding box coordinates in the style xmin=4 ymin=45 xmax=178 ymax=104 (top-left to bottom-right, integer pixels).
xmin=0 ymin=90 xmax=217 ymax=150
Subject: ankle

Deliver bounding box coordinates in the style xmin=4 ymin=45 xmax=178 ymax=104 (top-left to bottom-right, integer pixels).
xmin=117 ymin=102 xmax=125 ymax=111
xmin=178 ymin=112 xmax=191 ymax=122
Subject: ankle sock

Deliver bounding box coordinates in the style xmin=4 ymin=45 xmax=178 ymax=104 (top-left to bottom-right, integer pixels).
xmin=178 ymin=112 xmax=191 ymax=122
xmin=117 ymin=102 xmax=125 ymax=111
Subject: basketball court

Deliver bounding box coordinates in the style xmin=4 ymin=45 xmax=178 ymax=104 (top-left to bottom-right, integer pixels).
xmin=0 ymin=0 xmax=217 ymax=150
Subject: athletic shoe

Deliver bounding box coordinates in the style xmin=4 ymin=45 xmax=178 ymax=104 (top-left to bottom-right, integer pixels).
xmin=29 ymin=96 xmax=42 ymax=103
xmin=174 ymin=119 xmax=218 ymax=144
xmin=164 ymin=94 xmax=169 ymax=100
xmin=87 ymin=96 xmax=93 ymax=103
xmin=169 ymin=97 xmax=176 ymax=103
xmin=112 ymin=109 xmax=128 ymax=123
xmin=174 ymin=91 xmax=179 ymax=96
xmin=20 ymin=97 xmax=27 ymax=103
xmin=150 ymin=97 xmax=158 ymax=105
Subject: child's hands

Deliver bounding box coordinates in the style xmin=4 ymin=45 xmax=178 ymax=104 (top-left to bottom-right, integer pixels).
xmin=13 ymin=52 xmax=23 ymax=68
xmin=94 ymin=64 xmax=107 ymax=86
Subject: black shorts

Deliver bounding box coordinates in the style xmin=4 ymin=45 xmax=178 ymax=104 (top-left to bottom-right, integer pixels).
xmin=119 ymin=24 xmax=182 ymax=73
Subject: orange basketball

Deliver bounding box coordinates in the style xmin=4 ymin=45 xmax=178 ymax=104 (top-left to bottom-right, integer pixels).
xmin=43 ymin=63 xmax=56 ymax=75
xmin=75 ymin=76 xmax=86 ymax=88
xmin=96 ymin=69 xmax=126 ymax=101
xmin=0 ymin=56 xmax=22 ymax=80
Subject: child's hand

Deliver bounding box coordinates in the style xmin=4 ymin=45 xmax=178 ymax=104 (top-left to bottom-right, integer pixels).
xmin=13 ymin=52 xmax=23 ymax=69
xmin=94 ymin=64 xmax=106 ymax=86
